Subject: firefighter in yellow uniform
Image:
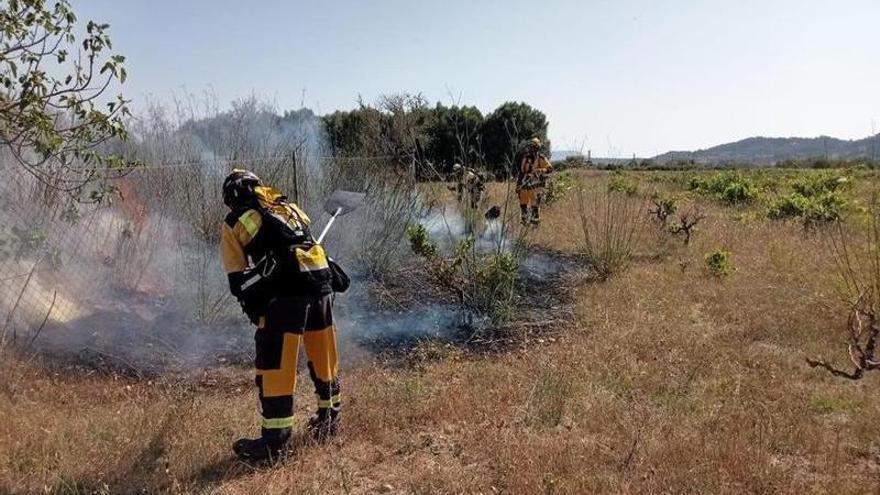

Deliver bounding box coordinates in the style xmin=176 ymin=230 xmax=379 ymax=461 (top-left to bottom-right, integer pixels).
xmin=220 ymin=169 xmax=340 ymax=461
xmin=517 ymin=137 xmax=553 ymax=225
xmin=451 ymin=163 xmax=486 ymax=209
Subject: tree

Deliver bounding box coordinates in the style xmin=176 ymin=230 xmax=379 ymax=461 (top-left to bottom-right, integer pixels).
xmin=481 ymin=101 xmax=550 ymax=176
xmin=0 ymin=0 xmax=131 ymax=200
xmin=322 ymin=93 xmax=434 ymax=176
xmin=424 ymin=103 xmax=484 ymax=173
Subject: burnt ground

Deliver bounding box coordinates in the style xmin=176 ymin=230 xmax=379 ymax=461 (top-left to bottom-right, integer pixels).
xmin=12 ymin=248 xmax=584 ymax=378
xmin=17 ymin=291 xmax=255 ymax=378
xmin=351 ymin=248 xmax=584 ymax=361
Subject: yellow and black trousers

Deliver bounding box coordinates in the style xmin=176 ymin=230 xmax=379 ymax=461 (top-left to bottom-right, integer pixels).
xmin=255 ymin=293 xmax=340 ymax=444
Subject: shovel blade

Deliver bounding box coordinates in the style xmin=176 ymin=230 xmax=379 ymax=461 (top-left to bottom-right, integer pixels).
xmin=323 ymin=190 xmax=365 ymax=216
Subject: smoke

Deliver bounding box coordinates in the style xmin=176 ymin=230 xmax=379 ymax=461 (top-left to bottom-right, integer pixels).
xmin=417 ymin=205 xmax=509 ymax=253
xmin=0 ymin=97 xmax=461 ymax=374
xmin=0 ymin=93 xmax=573 ymax=374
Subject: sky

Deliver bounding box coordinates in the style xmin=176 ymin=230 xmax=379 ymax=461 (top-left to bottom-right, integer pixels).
xmin=73 ymin=0 xmax=880 ymax=157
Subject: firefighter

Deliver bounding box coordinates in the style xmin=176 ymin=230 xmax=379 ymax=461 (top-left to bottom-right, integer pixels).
xmin=220 ymin=169 xmax=341 ymax=462
xmin=451 ymin=163 xmax=486 ymax=209
xmin=517 ymin=137 xmax=553 ymax=225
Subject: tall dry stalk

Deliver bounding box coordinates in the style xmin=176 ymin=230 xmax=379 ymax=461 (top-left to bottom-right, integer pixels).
xmin=576 ymin=183 xmax=646 ymax=280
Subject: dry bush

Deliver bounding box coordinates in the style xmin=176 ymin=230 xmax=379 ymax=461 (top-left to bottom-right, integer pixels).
xmin=667 ymin=205 xmax=706 ymax=245
xmin=648 ymin=192 xmax=678 ymax=225
xmin=322 ymin=156 xmax=429 ymax=278
xmin=810 ymin=199 xmax=880 ymax=378
xmin=576 ymin=182 xmax=647 ymax=280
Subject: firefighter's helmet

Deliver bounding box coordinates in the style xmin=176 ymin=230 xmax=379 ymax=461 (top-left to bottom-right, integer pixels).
xmin=528 ymin=137 xmax=542 ymax=150
xmin=452 ymin=163 xmax=462 ymax=171
xmin=222 ymin=168 xmax=262 ymax=208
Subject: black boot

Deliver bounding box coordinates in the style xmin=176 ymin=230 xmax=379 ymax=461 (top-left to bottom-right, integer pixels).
xmin=306 ymin=410 xmax=339 ymax=442
xmin=520 ymin=204 xmax=530 ymax=225
xmin=530 ymin=206 xmax=541 ymax=225
xmin=233 ymin=426 xmax=290 ymax=462
xmin=232 ymin=436 xmax=287 ymax=462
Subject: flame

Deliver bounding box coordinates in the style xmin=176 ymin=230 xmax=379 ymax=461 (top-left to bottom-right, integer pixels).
xmin=39 ymin=286 xmax=85 ymax=324
xmin=1 ymin=274 xmax=88 ymax=327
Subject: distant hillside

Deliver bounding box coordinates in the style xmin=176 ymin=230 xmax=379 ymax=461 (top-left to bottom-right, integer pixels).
xmin=654 ymin=134 xmax=880 ymax=165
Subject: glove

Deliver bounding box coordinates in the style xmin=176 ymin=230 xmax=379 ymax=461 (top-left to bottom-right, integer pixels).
xmin=239 ymin=298 xmax=265 ymax=325
xmin=228 ymin=270 xmax=271 ymax=325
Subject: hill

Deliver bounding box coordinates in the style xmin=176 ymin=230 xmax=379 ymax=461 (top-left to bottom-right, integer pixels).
xmin=655 ymin=134 xmax=880 ymax=164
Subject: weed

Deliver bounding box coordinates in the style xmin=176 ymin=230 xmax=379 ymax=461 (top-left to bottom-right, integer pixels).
xmin=704 ymin=248 xmax=734 ymax=278
xmin=407 ymin=223 xmax=438 ymax=258
xmin=523 ymin=369 xmax=571 ymax=429
xmin=808 ymin=395 xmax=851 ymax=415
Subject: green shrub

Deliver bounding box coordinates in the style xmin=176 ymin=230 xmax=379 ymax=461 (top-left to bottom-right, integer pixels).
xmin=407 ymin=224 xmax=519 ymax=324
xmin=808 ymin=192 xmax=848 ymax=224
xmin=704 ymin=248 xmax=734 ymax=278
xmin=474 ymin=251 xmax=518 ymax=323
xmin=790 ymin=173 xmax=852 ymax=197
xmin=766 ymin=191 xmax=848 ymax=226
xmin=543 ymin=170 xmax=575 ymax=205
xmin=687 ymin=175 xmax=709 ymax=192
xmin=767 ymin=193 xmax=811 ymax=220
xmin=720 ymin=181 xmax=758 ymax=203
xmin=607 ymin=171 xmax=639 ymax=196
xmin=406 ymin=223 xmax=438 ymax=258
xmin=688 ymin=172 xmax=759 ymax=204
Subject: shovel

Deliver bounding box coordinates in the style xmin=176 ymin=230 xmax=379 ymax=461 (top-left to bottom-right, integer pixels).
xmin=316 ymin=190 xmax=366 ymax=243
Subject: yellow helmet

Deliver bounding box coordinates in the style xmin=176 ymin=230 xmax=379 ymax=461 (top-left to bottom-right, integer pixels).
xmin=528 ymin=137 xmax=542 ymax=149
xmin=452 ymin=163 xmax=462 ymax=171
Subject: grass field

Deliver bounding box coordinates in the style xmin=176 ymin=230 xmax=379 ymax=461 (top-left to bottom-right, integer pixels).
xmin=3 ymin=168 xmax=880 ymax=494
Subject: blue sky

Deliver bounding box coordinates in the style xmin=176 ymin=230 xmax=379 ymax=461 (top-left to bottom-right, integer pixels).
xmin=73 ymin=0 xmax=880 ymax=157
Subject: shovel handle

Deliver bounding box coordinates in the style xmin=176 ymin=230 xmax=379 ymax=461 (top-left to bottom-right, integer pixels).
xmin=316 ymin=207 xmax=343 ymax=244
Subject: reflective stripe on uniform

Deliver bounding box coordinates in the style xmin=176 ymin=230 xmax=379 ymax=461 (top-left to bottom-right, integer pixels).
xmin=262 ymin=416 xmax=295 ymax=429
xmin=316 ymin=393 xmax=341 ymax=409
xmin=238 ymin=210 xmax=260 ymax=237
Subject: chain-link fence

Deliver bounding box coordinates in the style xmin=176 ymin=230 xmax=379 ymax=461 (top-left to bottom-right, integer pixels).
xmin=0 ymin=160 xmax=257 ymax=371
xmin=0 ymin=147 xmax=433 ymax=372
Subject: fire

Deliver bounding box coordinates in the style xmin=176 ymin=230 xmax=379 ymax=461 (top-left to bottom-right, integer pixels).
xmin=36 ymin=284 xmax=85 ymax=324
xmin=0 ymin=273 xmax=88 ymax=329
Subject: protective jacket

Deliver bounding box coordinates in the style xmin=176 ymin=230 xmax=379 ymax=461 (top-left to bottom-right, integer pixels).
xmin=221 ymin=186 xmax=332 ymax=322
xmin=518 ymin=153 xmax=553 ymax=190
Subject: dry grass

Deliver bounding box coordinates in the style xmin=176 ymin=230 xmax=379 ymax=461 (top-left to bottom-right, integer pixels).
xmin=3 ymin=170 xmax=880 ymax=494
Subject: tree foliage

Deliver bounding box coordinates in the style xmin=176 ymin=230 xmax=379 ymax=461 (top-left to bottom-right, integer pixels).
xmin=424 ymin=103 xmax=484 ymax=171
xmin=323 ymin=98 xmax=550 ymax=178
xmin=482 ymin=101 xmax=550 ymax=174
xmin=0 ymin=0 xmax=131 ymax=199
